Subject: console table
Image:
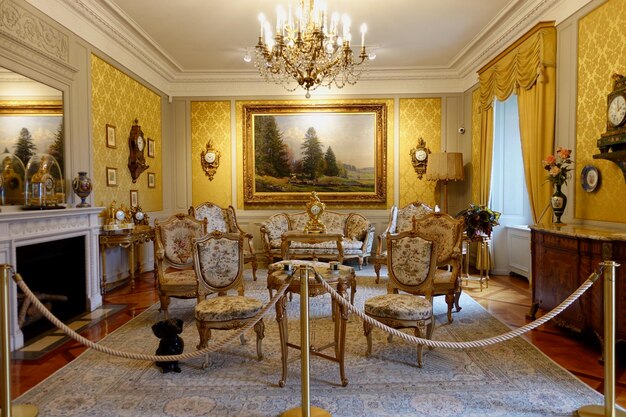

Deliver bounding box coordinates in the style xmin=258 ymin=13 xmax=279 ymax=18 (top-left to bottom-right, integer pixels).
xmin=280 ymin=230 xmax=344 ymax=263
xmin=99 ymin=225 xmax=154 ymax=293
xmin=529 ymin=224 xmax=626 ymax=345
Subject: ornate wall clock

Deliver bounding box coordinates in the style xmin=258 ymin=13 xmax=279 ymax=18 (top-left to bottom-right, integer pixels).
xmin=200 ymin=140 xmax=220 ymax=181
xmin=127 ymin=119 xmax=149 ymax=183
xmin=594 ymin=73 xmax=626 ymax=182
xmin=409 ymin=137 xmax=431 ymax=179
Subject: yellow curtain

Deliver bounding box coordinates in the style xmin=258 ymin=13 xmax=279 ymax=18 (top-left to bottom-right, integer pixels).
xmin=477 ymin=22 xmax=557 ymax=222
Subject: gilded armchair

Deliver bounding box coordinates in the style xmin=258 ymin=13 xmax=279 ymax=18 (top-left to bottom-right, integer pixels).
xmin=412 ymin=212 xmax=465 ymax=323
xmin=189 ymin=202 xmax=258 ymax=281
xmin=363 ymin=230 xmax=438 ymax=367
xmin=374 ymin=202 xmax=433 ymax=282
xmin=192 ymin=231 xmax=265 ymax=368
xmin=154 ymin=213 xmax=207 ymax=318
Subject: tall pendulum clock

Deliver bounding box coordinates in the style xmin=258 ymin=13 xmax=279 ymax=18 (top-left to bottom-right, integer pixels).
xmin=127 ymin=119 xmax=149 ymax=183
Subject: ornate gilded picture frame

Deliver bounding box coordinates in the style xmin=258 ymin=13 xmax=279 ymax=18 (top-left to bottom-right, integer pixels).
xmin=243 ymin=103 xmax=387 ymax=206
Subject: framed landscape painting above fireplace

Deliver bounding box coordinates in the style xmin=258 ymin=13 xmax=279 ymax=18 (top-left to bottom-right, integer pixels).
xmin=242 ymin=103 xmax=388 ymax=206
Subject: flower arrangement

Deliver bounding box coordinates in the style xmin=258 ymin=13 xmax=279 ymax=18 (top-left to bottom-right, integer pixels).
xmin=455 ymin=204 xmax=501 ymax=240
xmin=542 ymin=147 xmax=573 ymax=187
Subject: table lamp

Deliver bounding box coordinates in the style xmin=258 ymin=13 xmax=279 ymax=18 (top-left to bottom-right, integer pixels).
xmin=425 ymin=152 xmax=464 ymax=213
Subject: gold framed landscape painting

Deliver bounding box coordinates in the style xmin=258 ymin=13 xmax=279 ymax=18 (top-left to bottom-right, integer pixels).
xmin=243 ymin=103 xmax=387 ymax=206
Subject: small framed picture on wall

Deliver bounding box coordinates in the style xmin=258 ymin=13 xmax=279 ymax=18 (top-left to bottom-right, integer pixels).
xmin=147 ymin=138 xmax=155 ymax=158
xmin=106 ymin=124 xmax=116 ymax=148
xmin=106 ymin=167 xmax=117 ymax=187
xmin=130 ymin=190 xmax=138 ymax=208
xmin=147 ymin=172 xmax=156 ymax=188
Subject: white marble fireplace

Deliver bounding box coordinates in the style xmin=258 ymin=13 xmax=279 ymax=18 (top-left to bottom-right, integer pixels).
xmin=0 ymin=207 xmax=102 ymax=350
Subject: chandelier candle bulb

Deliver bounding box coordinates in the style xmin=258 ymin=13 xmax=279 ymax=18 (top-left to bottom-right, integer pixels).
xmin=361 ymin=23 xmax=367 ymax=47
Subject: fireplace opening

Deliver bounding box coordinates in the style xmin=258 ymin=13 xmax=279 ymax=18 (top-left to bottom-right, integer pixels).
xmin=16 ymin=236 xmax=87 ymax=343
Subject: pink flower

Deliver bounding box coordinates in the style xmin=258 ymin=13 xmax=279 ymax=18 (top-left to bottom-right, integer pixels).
xmin=543 ymin=155 xmax=556 ymax=165
xmin=557 ymin=148 xmax=571 ymax=159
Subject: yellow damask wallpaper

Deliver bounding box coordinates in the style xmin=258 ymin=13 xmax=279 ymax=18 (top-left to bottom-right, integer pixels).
xmin=398 ymin=98 xmax=441 ymax=207
xmin=191 ymin=101 xmax=232 ymax=207
xmin=471 ymin=88 xmax=481 ymax=205
xmin=576 ymin=0 xmax=626 ymax=222
xmin=234 ymin=98 xmax=394 ymax=210
xmin=91 ymin=54 xmax=162 ymax=212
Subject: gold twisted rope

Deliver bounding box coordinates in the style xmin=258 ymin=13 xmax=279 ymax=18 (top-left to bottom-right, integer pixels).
xmin=14 ymin=272 xmax=291 ymax=363
xmin=313 ymin=264 xmax=602 ymax=349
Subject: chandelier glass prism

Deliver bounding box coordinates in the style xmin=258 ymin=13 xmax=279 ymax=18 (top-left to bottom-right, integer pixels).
xmin=251 ymin=0 xmax=371 ymax=98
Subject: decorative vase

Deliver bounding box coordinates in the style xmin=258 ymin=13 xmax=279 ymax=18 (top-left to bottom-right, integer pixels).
xmin=72 ymin=171 xmax=92 ymax=207
xmin=550 ymin=183 xmax=567 ymax=224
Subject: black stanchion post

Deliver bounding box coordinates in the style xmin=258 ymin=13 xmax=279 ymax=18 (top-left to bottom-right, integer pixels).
xmin=0 ymin=264 xmax=38 ymax=417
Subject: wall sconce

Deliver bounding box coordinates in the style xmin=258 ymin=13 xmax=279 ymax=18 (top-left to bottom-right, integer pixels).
xmin=200 ymin=139 xmax=220 ymax=181
xmin=409 ymin=137 xmax=431 ymax=179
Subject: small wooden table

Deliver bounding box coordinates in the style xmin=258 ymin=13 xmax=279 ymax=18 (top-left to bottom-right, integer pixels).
xmin=267 ymin=260 xmax=356 ymax=388
xmin=99 ymin=225 xmax=154 ymax=293
xmin=280 ymin=230 xmax=344 ymax=262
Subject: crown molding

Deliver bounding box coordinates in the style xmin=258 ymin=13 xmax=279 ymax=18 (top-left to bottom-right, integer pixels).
xmin=26 ymin=0 xmax=595 ymax=96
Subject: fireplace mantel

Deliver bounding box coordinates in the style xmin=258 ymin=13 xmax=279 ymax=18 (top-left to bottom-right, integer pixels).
xmin=0 ymin=207 xmax=103 ymax=350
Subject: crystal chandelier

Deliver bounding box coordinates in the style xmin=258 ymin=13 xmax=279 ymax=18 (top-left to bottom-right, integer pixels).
xmin=250 ymin=0 xmax=372 ymax=98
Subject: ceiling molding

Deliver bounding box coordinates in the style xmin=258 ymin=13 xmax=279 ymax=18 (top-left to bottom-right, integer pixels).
xmin=28 ymin=0 xmax=593 ymax=96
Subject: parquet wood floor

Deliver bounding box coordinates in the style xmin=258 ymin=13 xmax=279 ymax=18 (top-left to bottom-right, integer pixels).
xmin=9 ymin=269 xmax=626 ymax=409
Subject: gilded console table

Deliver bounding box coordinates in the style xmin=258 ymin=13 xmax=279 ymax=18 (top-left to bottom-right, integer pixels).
xmin=99 ymin=225 xmax=154 ymax=293
xmin=529 ymin=224 xmax=626 ymax=344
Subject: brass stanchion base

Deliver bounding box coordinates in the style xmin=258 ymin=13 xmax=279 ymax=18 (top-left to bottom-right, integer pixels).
xmin=281 ymin=406 xmax=332 ymax=417
xmin=0 ymin=404 xmax=39 ymax=416
xmin=577 ymin=404 xmax=626 ymax=416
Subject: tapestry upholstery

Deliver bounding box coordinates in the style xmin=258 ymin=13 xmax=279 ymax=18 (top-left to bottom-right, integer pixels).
xmin=260 ymin=210 xmax=375 ymax=269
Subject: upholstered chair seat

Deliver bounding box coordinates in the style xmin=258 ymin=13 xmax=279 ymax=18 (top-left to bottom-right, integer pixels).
xmin=363 ymin=230 xmax=438 ymax=367
xmin=158 ymin=268 xmax=197 ymax=293
xmin=195 ymin=296 xmax=262 ymax=322
xmin=365 ymin=294 xmax=432 ymax=321
xmin=192 ymin=231 xmax=265 ymax=368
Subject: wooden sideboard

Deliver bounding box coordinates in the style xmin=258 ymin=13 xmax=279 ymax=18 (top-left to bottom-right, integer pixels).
xmin=530 ymin=224 xmax=626 ymax=344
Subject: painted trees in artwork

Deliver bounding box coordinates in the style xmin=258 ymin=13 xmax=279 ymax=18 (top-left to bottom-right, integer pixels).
xmin=301 ymin=127 xmax=324 ymax=180
xmin=324 ymin=146 xmax=339 ymax=177
xmin=48 ymin=121 xmax=64 ymax=172
xmin=14 ymin=128 xmax=36 ymax=167
xmin=254 ymin=116 xmax=290 ymax=178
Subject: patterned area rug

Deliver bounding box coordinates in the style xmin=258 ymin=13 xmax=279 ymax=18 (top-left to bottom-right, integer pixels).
xmin=16 ymin=266 xmax=602 ymax=417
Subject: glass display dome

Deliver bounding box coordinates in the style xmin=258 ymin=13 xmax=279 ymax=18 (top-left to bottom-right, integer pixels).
xmin=24 ymin=153 xmax=65 ymax=209
xmin=0 ymin=152 xmax=26 ymax=205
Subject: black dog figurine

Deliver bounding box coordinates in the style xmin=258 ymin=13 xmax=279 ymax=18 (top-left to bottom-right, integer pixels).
xmin=152 ymin=318 xmax=184 ymax=373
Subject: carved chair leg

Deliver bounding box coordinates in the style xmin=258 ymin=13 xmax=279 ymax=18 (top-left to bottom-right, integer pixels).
xmin=250 ymin=259 xmax=258 ymax=281
xmin=254 ymin=319 xmax=265 ymax=361
xmin=426 ymin=317 xmax=435 ymax=350
xmin=358 ymin=257 xmax=363 ymax=270
xmin=159 ymin=295 xmax=171 ymax=319
xmin=445 ymin=293 xmax=454 ymax=323
xmin=454 ymin=284 xmax=462 ymax=312
xmin=415 ymin=322 xmax=425 ymax=368
xmin=196 ymin=321 xmax=211 ymax=350
xmin=363 ymin=321 xmax=373 ymax=356
xmin=374 ymin=261 xmax=381 ymax=284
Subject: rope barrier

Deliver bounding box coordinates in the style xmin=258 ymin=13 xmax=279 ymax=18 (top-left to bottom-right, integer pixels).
xmin=13 ymin=271 xmax=291 ymax=363
xmin=313 ymin=263 xmax=603 ymax=349
xmin=13 ymin=262 xmax=602 ymax=360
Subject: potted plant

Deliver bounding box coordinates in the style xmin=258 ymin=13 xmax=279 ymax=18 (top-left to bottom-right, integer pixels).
xmin=455 ymin=204 xmax=501 ymax=240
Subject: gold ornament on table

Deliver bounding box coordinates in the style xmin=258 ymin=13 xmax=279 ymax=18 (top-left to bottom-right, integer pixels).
xmin=200 ymin=139 xmax=220 ymax=181
xmin=304 ymin=191 xmax=326 ymax=233
xmin=103 ymin=201 xmax=134 ymax=231
xmin=130 ymin=205 xmax=150 ymax=226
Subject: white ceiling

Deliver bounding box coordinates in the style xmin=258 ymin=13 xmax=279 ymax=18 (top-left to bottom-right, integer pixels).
xmin=27 ymin=0 xmax=593 ymax=95
xmin=109 ymin=0 xmax=516 ymax=73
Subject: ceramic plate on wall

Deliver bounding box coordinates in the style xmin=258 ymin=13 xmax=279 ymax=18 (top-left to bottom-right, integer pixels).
xmin=581 ymin=165 xmax=600 ymax=192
